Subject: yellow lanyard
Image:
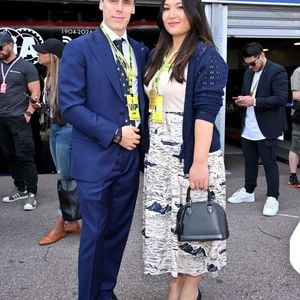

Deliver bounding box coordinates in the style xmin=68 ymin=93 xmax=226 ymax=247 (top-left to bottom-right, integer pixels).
xmin=100 ymin=25 xmax=135 ymax=95
xmin=148 ymin=52 xmax=176 ymax=122
xmin=152 ymin=51 xmax=176 ymax=94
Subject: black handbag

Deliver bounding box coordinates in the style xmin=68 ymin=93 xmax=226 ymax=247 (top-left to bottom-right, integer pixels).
xmin=175 ymin=188 xmax=229 ymax=242
xmin=57 ymin=179 xmax=81 ymax=221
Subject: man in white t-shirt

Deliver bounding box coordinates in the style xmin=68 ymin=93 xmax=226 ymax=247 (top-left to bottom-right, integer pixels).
xmin=228 ymin=42 xmax=288 ymax=217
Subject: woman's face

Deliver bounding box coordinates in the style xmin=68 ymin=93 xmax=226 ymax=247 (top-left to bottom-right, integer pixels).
xmin=37 ymin=52 xmax=51 ymax=67
xmin=162 ymin=0 xmax=191 ymax=40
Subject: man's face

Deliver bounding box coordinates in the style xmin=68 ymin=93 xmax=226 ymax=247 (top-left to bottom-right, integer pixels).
xmin=99 ymin=0 xmax=135 ymax=36
xmin=0 ymin=43 xmax=13 ymax=60
xmin=243 ymin=52 xmax=265 ymax=72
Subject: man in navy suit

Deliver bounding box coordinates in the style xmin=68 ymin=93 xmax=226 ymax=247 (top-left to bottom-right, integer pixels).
xmin=228 ymin=42 xmax=288 ymax=217
xmin=58 ymin=1 xmax=149 ymax=299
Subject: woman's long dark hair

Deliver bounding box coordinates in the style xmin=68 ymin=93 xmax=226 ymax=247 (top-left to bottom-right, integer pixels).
xmin=144 ymin=0 xmax=214 ymax=85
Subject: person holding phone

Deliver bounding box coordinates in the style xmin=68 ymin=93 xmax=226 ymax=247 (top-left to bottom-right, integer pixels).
xmin=0 ymin=31 xmax=40 ymax=211
xmin=228 ymin=42 xmax=288 ymax=217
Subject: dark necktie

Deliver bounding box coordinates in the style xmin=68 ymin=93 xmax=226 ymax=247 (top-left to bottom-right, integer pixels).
xmin=113 ymin=39 xmax=129 ymax=100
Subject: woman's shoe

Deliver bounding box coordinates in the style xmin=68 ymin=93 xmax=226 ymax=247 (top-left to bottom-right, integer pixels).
xmin=38 ymin=229 xmax=67 ymax=246
xmin=64 ymin=222 xmax=81 ymax=234
xmin=197 ymin=289 xmax=202 ymax=300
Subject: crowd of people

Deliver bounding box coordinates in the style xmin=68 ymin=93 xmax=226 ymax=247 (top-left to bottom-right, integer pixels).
xmin=0 ymin=0 xmax=299 ymax=299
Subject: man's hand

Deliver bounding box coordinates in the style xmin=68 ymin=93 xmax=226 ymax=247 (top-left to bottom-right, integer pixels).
xmin=119 ymin=125 xmax=140 ymax=150
xmin=235 ymin=95 xmax=254 ymax=107
xmin=30 ymin=102 xmax=42 ymax=110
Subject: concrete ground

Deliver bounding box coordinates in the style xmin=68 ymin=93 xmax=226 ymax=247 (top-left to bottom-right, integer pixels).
xmin=0 ymin=149 xmax=299 ymax=300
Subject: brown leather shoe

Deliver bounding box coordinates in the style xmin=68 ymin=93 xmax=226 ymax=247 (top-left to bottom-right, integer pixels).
xmin=38 ymin=229 xmax=67 ymax=246
xmin=64 ymin=222 xmax=81 ymax=234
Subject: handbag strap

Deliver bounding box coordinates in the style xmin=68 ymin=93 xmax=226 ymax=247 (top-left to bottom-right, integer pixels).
xmin=186 ymin=187 xmax=215 ymax=213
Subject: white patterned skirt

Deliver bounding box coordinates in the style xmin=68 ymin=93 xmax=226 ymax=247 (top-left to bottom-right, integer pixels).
xmin=143 ymin=112 xmax=227 ymax=277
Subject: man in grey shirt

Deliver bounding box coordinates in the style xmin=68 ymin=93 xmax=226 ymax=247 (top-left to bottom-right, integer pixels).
xmin=288 ymin=66 xmax=300 ymax=187
xmin=0 ymin=32 xmax=40 ymax=210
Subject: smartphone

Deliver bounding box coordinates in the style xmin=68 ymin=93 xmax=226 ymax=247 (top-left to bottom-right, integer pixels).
xmin=23 ymin=92 xmax=38 ymax=104
xmin=232 ymin=96 xmax=239 ymax=100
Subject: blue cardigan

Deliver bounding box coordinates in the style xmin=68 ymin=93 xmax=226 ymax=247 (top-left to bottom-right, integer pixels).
xmin=181 ymin=42 xmax=228 ymax=173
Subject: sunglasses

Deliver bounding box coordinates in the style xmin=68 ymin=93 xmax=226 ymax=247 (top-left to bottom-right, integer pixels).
xmin=243 ymin=55 xmax=260 ymax=67
xmin=0 ymin=43 xmax=8 ymax=51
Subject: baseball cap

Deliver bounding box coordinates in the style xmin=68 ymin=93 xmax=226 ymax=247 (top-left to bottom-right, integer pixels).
xmin=33 ymin=38 xmax=65 ymax=58
xmin=0 ymin=32 xmax=14 ymax=46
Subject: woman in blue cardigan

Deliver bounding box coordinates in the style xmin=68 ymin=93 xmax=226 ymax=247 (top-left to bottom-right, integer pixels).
xmin=143 ymin=0 xmax=228 ymax=299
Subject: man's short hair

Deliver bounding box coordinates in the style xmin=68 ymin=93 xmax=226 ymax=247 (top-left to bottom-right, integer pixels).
xmin=242 ymin=42 xmax=263 ymax=58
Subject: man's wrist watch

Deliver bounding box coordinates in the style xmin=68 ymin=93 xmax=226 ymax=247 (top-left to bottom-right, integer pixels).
xmin=113 ymin=127 xmax=122 ymax=144
xmin=25 ymin=111 xmax=33 ymax=117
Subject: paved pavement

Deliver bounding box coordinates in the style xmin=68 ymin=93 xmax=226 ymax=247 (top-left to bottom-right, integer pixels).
xmin=0 ymin=151 xmax=299 ymax=300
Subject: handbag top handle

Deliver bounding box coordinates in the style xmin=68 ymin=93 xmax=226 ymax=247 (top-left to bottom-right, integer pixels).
xmin=186 ymin=187 xmax=215 ymax=213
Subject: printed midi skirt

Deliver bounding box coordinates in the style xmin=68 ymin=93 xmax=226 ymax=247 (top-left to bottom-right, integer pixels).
xmin=143 ymin=112 xmax=227 ymax=277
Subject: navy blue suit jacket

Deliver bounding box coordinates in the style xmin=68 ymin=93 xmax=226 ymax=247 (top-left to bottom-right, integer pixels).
xmin=58 ymin=28 xmax=149 ymax=182
xmin=241 ymin=59 xmax=288 ymax=139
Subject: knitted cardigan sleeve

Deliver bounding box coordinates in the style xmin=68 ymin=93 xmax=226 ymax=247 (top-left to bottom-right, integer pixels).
xmin=182 ymin=42 xmax=228 ymax=173
xmin=191 ymin=43 xmax=228 ymax=123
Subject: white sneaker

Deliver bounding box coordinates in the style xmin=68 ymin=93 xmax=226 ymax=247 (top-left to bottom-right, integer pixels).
xmin=263 ymin=196 xmax=279 ymax=216
xmin=23 ymin=193 xmax=38 ymax=211
xmin=228 ymin=187 xmax=255 ymax=203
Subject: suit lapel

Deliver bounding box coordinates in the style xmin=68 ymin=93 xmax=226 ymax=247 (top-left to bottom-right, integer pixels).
xmin=86 ymin=29 xmax=146 ymax=110
xmin=256 ymin=60 xmax=269 ymax=95
xmin=129 ymin=38 xmax=143 ymax=81
xmin=87 ymin=28 xmax=124 ymax=101
xmin=129 ymin=38 xmax=146 ymax=111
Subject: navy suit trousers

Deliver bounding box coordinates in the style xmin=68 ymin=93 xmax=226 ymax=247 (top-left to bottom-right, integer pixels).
xmin=77 ymin=147 xmax=140 ymax=300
